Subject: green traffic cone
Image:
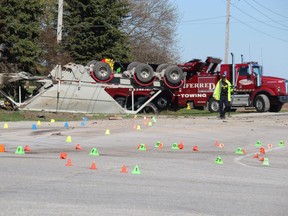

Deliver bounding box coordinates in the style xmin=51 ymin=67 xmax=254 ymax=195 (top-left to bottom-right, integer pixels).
xmin=235 ymin=147 xmax=244 ymax=155
xmin=263 ymin=158 xmax=269 ymax=166
xmin=15 ymin=146 xmax=25 ymax=155
xmin=155 ymin=141 xmax=161 ymax=148
xmin=89 ymin=148 xmax=99 ymax=156
xmin=215 ymin=156 xmax=223 ymax=164
xmin=255 ymin=141 xmax=262 ymax=147
xmin=138 ymin=144 xmax=147 ymax=151
xmin=171 ymin=143 xmax=179 ymax=150
xmin=278 ymin=140 xmax=285 ymax=147
xmin=132 ymin=165 xmax=141 ymax=174
xmin=152 ymin=116 xmax=157 ymax=123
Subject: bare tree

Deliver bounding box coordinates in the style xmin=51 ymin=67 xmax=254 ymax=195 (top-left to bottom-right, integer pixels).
xmin=123 ymin=0 xmax=179 ymax=64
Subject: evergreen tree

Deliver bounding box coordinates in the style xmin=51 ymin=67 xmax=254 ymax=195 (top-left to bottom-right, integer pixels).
xmin=62 ymin=0 xmax=131 ymax=64
xmin=0 ymin=0 xmax=44 ymax=72
xmin=63 ymin=0 xmax=129 ymax=64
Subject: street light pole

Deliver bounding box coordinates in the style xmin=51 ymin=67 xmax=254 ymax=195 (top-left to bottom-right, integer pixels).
xmin=57 ymin=0 xmax=63 ymax=43
xmin=225 ymin=0 xmax=230 ymax=64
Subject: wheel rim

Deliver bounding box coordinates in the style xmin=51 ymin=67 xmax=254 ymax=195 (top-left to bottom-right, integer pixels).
xmin=170 ymin=70 xmax=180 ymax=80
xmin=99 ymin=67 xmax=108 ymax=77
xmin=211 ymin=101 xmax=219 ymax=112
xmin=157 ymin=98 xmax=168 ymax=108
xmin=256 ymin=100 xmax=263 ymax=111
xmin=140 ymin=69 xmax=150 ymax=79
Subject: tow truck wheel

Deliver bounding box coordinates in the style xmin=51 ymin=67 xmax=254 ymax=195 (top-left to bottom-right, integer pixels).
xmin=156 ymin=64 xmax=171 ymax=72
xmin=93 ymin=62 xmax=112 ymax=81
xmin=142 ymin=102 xmax=158 ymax=114
xmin=135 ymin=63 xmax=154 ymax=83
xmin=164 ymin=65 xmax=184 ymax=85
xmin=127 ymin=62 xmax=140 ymax=71
xmin=208 ymin=98 xmax=219 ymax=112
xmin=254 ymin=94 xmax=270 ymax=112
xmin=115 ymin=97 xmax=126 ymax=108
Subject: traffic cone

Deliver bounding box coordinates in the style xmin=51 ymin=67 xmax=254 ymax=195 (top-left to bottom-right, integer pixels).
xmin=253 ymin=153 xmax=259 ymax=158
xmin=278 ymin=140 xmax=285 ymax=147
xmin=75 ymin=144 xmax=82 ymax=150
xmin=267 ymin=144 xmax=272 ymax=149
xmin=214 ymin=140 xmax=219 ymax=147
xmin=65 ymin=158 xmax=72 ymax=166
xmin=121 ymin=165 xmax=128 ymax=173
xmin=259 ymin=157 xmax=264 ymax=162
xmin=89 ymin=148 xmax=99 ymax=156
xmin=259 ymin=147 xmax=265 ymax=154
xmin=215 ymin=156 xmax=223 ymax=164
xmin=37 ymin=120 xmax=41 ymax=126
xmin=66 ymin=136 xmax=72 ymax=143
xmin=152 ymin=116 xmax=157 ymax=123
xmin=235 ymin=147 xmax=244 ymax=155
xmin=80 ymin=121 xmax=85 ymax=126
xmin=171 ymin=143 xmax=179 ymax=150
xmin=132 ymin=165 xmax=141 ymax=174
xmin=193 ymin=146 xmax=199 ymax=152
xmin=0 ymin=144 xmax=5 ymax=152
xmin=3 ymin=123 xmax=8 ymax=129
xmin=186 ymin=103 xmax=191 ymax=110
xmin=255 ymin=140 xmax=262 ymax=147
xmin=50 ymin=119 xmax=55 ymax=123
xmin=136 ymin=125 xmax=141 ymax=130
xmin=60 ymin=152 xmax=67 ymax=159
xmin=89 ymin=161 xmax=97 ymax=170
xmin=24 ymin=145 xmax=31 ymax=152
xmin=263 ymin=158 xmax=269 ymax=166
xmin=134 ymin=115 xmax=137 ymax=119
xmin=178 ymin=141 xmax=184 ymax=150
xmin=15 ymin=146 xmax=25 ymax=154
xmin=148 ymin=121 xmax=152 ymax=126
xmin=32 ymin=124 xmax=37 ymax=130
xmin=242 ymin=149 xmax=247 ymax=154
xmin=133 ymin=124 xmax=137 ymax=130
xmin=105 ymin=129 xmax=110 ymax=135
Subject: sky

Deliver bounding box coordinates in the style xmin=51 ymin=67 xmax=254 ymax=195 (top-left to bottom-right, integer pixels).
xmin=173 ymin=0 xmax=288 ymax=79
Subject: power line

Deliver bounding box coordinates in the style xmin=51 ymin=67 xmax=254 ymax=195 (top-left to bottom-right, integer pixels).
xmin=243 ymin=0 xmax=288 ymax=29
xmin=231 ymin=15 xmax=288 ymax=43
xmin=251 ymin=0 xmax=288 ymax=19
xmin=230 ymin=1 xmax=288 ymax=31
xmin=181 ymin=16 xmax=226 ymax=23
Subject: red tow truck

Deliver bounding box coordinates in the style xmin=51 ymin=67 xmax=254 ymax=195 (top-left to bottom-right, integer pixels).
xmin=103 ymin=54 xmax=288 ymax=113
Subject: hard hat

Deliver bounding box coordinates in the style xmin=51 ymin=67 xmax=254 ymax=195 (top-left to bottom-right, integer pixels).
xmin=222 ymin=72 xmax=227 ymax=77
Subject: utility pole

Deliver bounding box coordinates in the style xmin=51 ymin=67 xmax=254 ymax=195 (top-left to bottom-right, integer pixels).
xmin=57 ymin=0 xmax=63 ymax=43
xmin=225 ymin=0 xmax=230 ymax=64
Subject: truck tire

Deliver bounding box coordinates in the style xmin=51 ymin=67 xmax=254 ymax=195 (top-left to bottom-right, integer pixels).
xmin=164 ymin=65 xmax=184 ymax=85
xmin=115 ymin=97 xmax=126 ymax=108
xmin=127 ymin=62 xmax=140 ymax=71
xmin=93 ymin=62 xmax=112 ymax=81
xmin=135 ymin=63 xmax=154 ymax=83
xmin=156 ymin=63 xmax=171 ymax=72
xmin=155 ymin=95 xmax=170 ymax=109
xmin=208 ymin=98 xmax=219 ymax=112
xmin=86 ymin=60 xmax=98 ymax=67
xmin=142 ymin=102 xmax=158 ymax=114
xmin=269 ymin=103 xmax=283 ymax=112
xmin=254 ymin=94 xmax=270 ymax=112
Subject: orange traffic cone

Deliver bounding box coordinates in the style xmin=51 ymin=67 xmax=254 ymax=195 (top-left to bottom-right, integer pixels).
xmin=65 ymin=158 xmax=72 ymax=166
xmin=178 ymin=141 xmax=184 ymax=150
xmin=24 ymin=145 xmax=31 ymax=152
xmin=259 ymin=147 xmax=266 ymax=154
xmin=242 ymin=149 xmax=246 ymax=154
xmin=60 ymin=152 xmax=67 ymax=159
xmin=89 ymin=161 xmax=97 ymax=170
xmin=214 ymin=140 xmax=219 ymax=147
xmin=193 ymin=146 xmax=199 ymax=152
xmin=259 ymin=157 xmax=264 ymax=162
xmin=75 ymin=144 xmax=82 ymax=150
xmin=121 ymin=165 xmax=128 ymax=173
xmin=0 ymin=144 xmax=5 ymax=152
xmin=253 ymin=153 xmax=259 ymax=158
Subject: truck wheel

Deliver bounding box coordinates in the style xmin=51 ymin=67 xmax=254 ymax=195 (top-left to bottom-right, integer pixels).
xmin=156 ymin=63 xmax=171 ymax=72
xmin=208 ymin=98 xmax=219 ymax=112
xmin=86 ymin=60 xmax=98 ymax=67
xmin=164 ymin=66 xmax=184 ymax=85
xmin=135 ymin=63 xmax=154 ymax=83
xmin=93 ymin=62 xmax=112 ymax=81
xmin=254 ymin=94 xmax=270 ymax=112
xmin=115 ymin=97 xmax=126 ymax=108
xmin=269 ymin=103 xmax=283 ymax=112
xmin=127 ymin=62 xmax=140 ymax=71
xmin=142 ymin=102 xmax=158 ymax=114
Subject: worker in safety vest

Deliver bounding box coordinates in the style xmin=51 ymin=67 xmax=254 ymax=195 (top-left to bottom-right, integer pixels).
xmin=213 ymin=72 xmax=233 ymax=119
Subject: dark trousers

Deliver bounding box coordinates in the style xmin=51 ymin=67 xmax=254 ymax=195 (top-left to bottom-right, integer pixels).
xmin=219 ymin=95 xmax=230 ymax=117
